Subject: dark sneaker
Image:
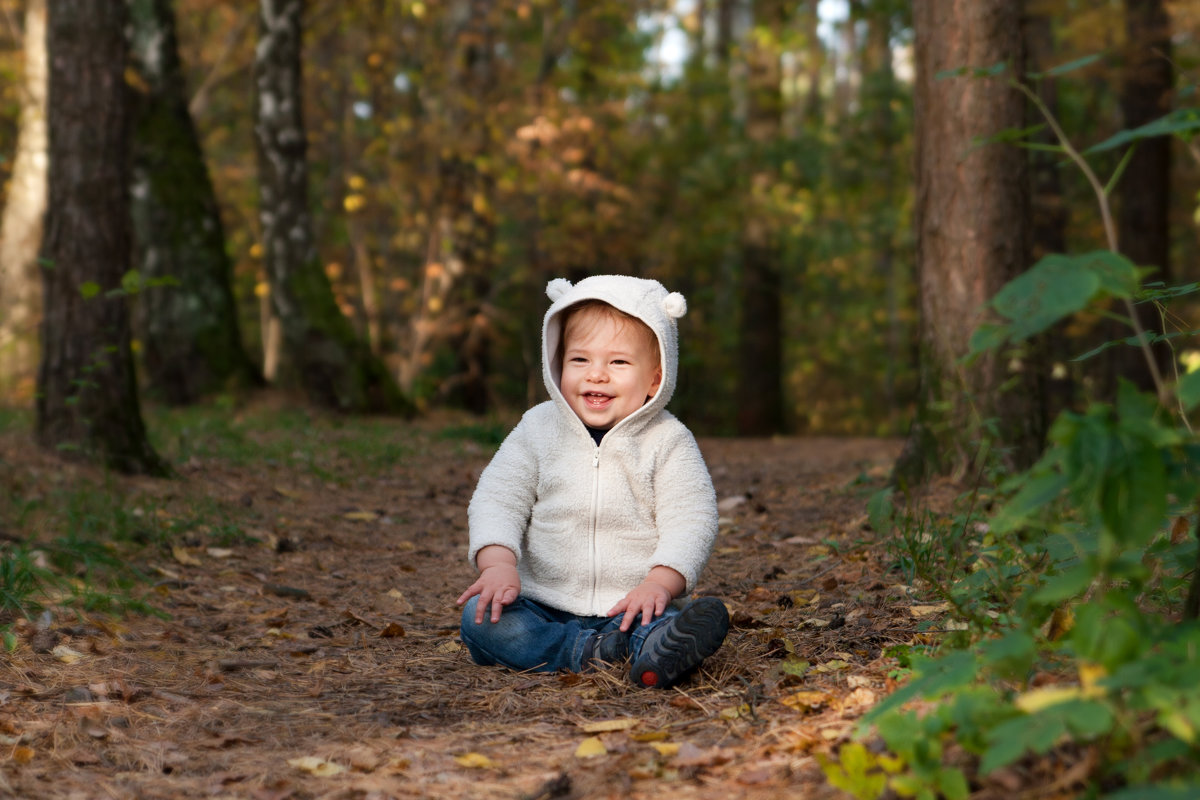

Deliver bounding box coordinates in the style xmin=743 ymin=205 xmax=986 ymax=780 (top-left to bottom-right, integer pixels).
xmin=630 ymin=597 xmax=729 ymax=689
xmin=582 ymin=629 xmax=630 ymax=670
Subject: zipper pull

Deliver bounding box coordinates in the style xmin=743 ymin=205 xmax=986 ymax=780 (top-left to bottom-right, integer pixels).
xmin=592 ymin=451 xmax=599 ymax=468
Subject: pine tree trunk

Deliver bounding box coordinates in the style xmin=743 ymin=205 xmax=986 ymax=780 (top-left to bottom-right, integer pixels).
xmin=0 ymin=0 xmax=48 ymax=400
xmin=894 ymin=0 xmax=1041 ymax=486
xmin=1108 ymin=0 xmax=1172 ymax=394
xmin=129 ymin=0 xmax=262 ymax=405
xmin=37 ymin=0 xmax=167 ymax=476
xmin=254 ymin=0 xmax=411 ymax=414
xmin=735 ymin=0 xmax=788 ymax=436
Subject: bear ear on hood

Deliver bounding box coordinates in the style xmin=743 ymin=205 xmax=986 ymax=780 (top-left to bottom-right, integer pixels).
xmin=546 ymin=278 xmax=573 ymax=302
xmin=661 ymin=292 xmax=687 ymax=319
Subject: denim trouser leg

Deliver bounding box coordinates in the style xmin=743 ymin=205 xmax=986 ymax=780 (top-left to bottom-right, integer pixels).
xmin=460 ymin=595 xmax=680 ymax=674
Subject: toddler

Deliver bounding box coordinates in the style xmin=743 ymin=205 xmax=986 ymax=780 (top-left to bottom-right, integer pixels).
xmin=457 ymin=275 xmax=728 ymax=688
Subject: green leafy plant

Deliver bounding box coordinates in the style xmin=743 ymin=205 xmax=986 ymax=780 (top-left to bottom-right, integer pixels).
xmin=822 ymin=60 xmax=1200 ymax=798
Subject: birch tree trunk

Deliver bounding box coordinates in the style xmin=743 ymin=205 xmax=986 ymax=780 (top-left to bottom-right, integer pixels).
xmin=894 ymin=0 xmax=1042 ymax=485
xmin=254 ymin=0 xmax=410 ymax=414
xmin=37 ymin=0 xmax=167 ymax=476
xmin=0 ymin=0 xmax=48 ymax=400
xmin=129 ymin=0 xmax=261 ymax=405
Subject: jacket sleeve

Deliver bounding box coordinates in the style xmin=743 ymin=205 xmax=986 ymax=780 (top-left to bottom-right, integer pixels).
xmin=648 ymin=425 xmax=719 ymax=593
xmin=466 ymin=413 xmax=540 ymax=568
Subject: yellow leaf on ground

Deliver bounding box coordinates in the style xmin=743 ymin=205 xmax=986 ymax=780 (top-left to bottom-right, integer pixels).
xmin=813 ymin=659 xmax=850 ymax=673
xmin=453 ymin=752 xmax=496 ymax=769
xmin=580 ymin=718 xmax=640 ymax=733
xmin=719 ymin=703 xmax=751 ymax=719
xmin=1079 ymin=662 xmax=1107 ymax=690
xmin=343 ymin=511 xmax=378 ymax=521
xmin=575 ymin=737 xmax=607 ymax=758
xmin=780 ymin=690 xmax=828 ymax=711
xmin=287 ymin=756 xmax=346 ymax=776
xmin=12 ymin=746 xmax=34 ymax=764
xmin=171 ymin=546 xmax=202 ymax=567
xmin=53 ymin=645 xmax=85 ymax=665
xmin=1015 ymin=685 xmax=1086 ymax=712
xmin=274 ymin=486 xmax=302 ymax=500
xmin=206 ymin=547 xmax=234 ymax=559
xmin=650 ymin=742 xmax=680 ymax=757
xmin=436 ymin=641 xmax=462 ymax=654
xmin=631 ymin=730 xmax=670 ymax=742
xmin=910 ymin=603 xmax=950 ymax=617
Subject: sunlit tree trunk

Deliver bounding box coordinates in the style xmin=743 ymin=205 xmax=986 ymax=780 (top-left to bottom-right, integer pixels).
xmin=254 ymin=0 xmax=411 ymax=414
xmin=129 ymin=0 xmax=261 ymax=405
xmin=38 ymin=0 xmax=167 ymax=476
xmin=0 ymin=0 xmax=48 ymax=401
xmin=736 ymin=0 xmax=788 ymax=435
xmin=1109 ymin=0 xmax=1172 ymax=393
xmin=894 ymin=0 xmax=1041 ymax=486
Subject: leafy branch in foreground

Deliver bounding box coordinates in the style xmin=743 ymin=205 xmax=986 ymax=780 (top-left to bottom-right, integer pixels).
xmin=821 ymin=61 xmax=1200 ymax=799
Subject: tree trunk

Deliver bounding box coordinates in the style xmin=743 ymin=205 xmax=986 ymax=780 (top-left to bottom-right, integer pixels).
xmin=0 ymin=0 xmax=48 ymax=401
xmin=1023 ymin=4 xmax=1073 ymax=421
xmin=129 ymin=0 xmax=262 ymax=405
xmin=894 ymin=0 xmax=1041 ymax=486
xmin=37 ymin=0 xmax=167 ymax=476
xmin=736 ymin=0 xmax=788 ymax=436
xmin=1108 ymin=0 xmax=1172 ymax=394
xmin=254 ymin=0 xmax=411 ymax=414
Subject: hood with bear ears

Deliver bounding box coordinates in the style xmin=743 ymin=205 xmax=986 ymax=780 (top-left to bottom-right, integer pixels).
xmin=542 ymin=275 xmax=688 ymax=433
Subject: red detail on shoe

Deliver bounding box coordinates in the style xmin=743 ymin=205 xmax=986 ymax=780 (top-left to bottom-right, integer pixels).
xmin=641 ymin=671 xmax=658 ymax=687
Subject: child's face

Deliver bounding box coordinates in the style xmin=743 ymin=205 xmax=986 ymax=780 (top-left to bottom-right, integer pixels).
xmin=560 ymin=308 xmax=662 ymax=430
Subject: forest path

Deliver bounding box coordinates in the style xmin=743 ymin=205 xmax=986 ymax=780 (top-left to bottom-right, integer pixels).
xmin=1 ymin=413 xmax=917 ymax=799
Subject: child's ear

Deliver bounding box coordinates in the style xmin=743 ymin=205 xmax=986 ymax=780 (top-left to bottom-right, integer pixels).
xmin=647 ymin=368 xmax=663 ymax=398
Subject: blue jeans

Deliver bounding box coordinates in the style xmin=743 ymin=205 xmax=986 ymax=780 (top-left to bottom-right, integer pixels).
xmin=460 ymin=595 xmax=680 ymax=673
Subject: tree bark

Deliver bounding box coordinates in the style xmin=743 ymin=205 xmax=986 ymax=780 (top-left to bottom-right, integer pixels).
xmin=0 ymin=0 xmax=48 ymax=400
xmin=895 ymin=0 xmax=1041 ymax=486
xmin=129 ymin=0 xmax=262 ymax=405
xmin=254 ymin=0 xmax=411 ymax=414
xmin=1108 ymin=0 xmax=1172 ymax=394
xmin=735 ymin=0 xmax=788 ymax=436
xmin=37 ymin=0 xmax=167 ymax=476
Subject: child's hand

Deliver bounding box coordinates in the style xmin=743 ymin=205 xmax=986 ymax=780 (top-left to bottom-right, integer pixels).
xmin=608 ymin=580 xmax=674 ymax=631
xmin=457 ymin=546 xmax=520 ymax=624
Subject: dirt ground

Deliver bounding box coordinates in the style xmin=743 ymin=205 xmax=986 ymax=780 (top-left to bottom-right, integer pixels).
xmin=0 ymin=411 xmax=920 ymax=800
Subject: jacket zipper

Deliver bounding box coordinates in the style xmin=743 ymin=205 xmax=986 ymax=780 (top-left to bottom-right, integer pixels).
xmin=589 ymin=444 xmax=601 ymax=609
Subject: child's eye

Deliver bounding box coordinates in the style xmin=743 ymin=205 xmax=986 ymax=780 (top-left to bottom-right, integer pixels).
xmin=611 ymin=360 xmax=629 ymax=365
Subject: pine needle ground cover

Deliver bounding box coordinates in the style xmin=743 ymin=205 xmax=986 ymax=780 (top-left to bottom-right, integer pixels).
xmin=0 ymin=398 xmax=942 ymax=799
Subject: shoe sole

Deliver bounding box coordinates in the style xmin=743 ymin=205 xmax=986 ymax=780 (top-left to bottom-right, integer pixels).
xmin=630 ymin=597 xmax=729 ymax=688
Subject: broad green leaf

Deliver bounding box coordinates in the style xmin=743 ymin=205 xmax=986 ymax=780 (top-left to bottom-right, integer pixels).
xmin=980 ymin=714 xmax=1065 ymax=773
xmin=1177 ymin=370 xmax=1200 ymax=412
xmin=992 ymin=255 xmax=1100 ymax=340
xmin=936 ymin=767 xmax=970 ymax=800
xmin=1082 ymin=250 xmax=1140 ymax=298
xmin=1030 ymin=563 xmax=1094 ymax=605
xmin=965 ymin=322 xmax=1011 ymax=362
xmin=1086 ymin=107 xmax=1200 ymax=155
xmin=1099 ymin=440 xmax=1166 ymax=547
xmin=79 ymin=281 xmax=101 ymax=299
xmin=1060 ymin=699 xmax=1115 ymax=737
xmin=991 ymin=470 xmax=1069 ymax=534
xmin=863 ymin=651 xmax=978 ymax=723
xmin=980 ymin=630 xmax=1035 ymax=678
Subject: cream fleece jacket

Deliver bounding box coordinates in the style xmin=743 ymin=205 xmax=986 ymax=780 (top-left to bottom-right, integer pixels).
xmin=466 ymin=275 xmax=719 ymax=617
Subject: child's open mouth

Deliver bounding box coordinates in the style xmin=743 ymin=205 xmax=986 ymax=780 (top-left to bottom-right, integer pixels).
xmin=584 ymin=392 xmax=612 ymax=407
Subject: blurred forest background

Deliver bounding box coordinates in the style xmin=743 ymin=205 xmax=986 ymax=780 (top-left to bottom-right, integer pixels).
xmin=0 ymin=0 xmax=1198 ymax=451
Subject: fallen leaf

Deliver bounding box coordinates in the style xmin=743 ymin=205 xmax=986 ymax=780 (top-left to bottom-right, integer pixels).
xmin=171 ymin=546 xmax=202 ymax=567
xmin=650 ymin=742 xmax=680 ymax=757
xmin=53 ymin=645 xmax=85 ymax=665
xmin=454 ymin=752 xmax=497 ymax=769
xmin=910 ymin=603 xmax=950 ymax=617
xmin=12 ymin=746 xmax=34 ymax=764
xmin=574 ymin=737 xmax=607 ymax=758
xmin=343 ymin=511 xmax=378 ymax=522
xmin=288 ymin=756 xmax=346 ymax=776
xmin=206 ymin=547 xmax=234 ymax=559
xmin=813 ymin=659 xmax=850 ymax=673
xmin=579 ymin=718 xmax=640 ymax=733
xmin=377 ymin=623 xmax=406 ymax=638
xmin=719 ymin=703 xmax=751 ymax=719
xmin=780 ymin=690 xmax=828 ymax=711
xmin=436 ymin=641 xmax=462 ymax=654
xmin=273 ymin=486 xmax=302 ymax=500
